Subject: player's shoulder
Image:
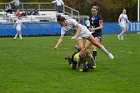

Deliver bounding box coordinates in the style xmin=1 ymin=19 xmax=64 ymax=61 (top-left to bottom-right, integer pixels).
xmin=120 ymin=13 xmax=124 ymax=16
xmin=16 ymin=19 xmax=20 ymax=22
xmin=97 ymin=15 xmax=102 ymax=17
xmin=89 ymin=16 xmax=93 ymax=19
xmin=97 ymin=15 xmax=103 ymax=19
xmin=67 ymin=19 xmax=77 ymax=22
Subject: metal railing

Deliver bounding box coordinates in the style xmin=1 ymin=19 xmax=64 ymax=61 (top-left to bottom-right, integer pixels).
xmin=0 ymin=3 xmax=79 ymax=15
xmin=0 ymin=2 xmax=88 ymax=23
xmin=0 ymin=2 xmax=55 ymax=11
xmin=62 ymin=5 xmax=79 ymax=22
xmin=20 ymin=2 xmax=55 ymax=11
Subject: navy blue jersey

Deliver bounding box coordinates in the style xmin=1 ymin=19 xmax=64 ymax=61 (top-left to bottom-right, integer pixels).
xmin=89 ymin=15 xmax=103 ymax=39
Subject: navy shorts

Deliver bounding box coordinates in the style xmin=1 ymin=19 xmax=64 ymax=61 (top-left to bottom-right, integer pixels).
xmin=92 ymin=32 xmax=102 ymax=41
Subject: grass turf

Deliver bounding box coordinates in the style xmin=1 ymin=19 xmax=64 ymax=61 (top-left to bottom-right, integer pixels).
xmin=0 ymin=34 xmax=140 ymax=93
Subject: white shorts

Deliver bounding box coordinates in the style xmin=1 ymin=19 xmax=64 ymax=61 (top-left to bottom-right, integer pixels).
xmin=77 ymin=26 xmax=92 ymax=40
xmin=120 ymin=22 xmax=127 ymax=27
xmin=16 ymin=27 xmax=21 ymax=31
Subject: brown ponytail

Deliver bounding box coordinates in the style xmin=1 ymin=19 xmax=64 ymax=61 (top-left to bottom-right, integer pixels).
xmin=56 ymin=14 xmax=66 ymax=22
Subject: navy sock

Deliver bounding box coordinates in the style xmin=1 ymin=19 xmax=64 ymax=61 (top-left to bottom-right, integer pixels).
xmin=93 ymin=51 xmax=97 ymax=61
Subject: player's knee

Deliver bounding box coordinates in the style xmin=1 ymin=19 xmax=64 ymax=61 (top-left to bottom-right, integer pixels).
xmin=70 ymin=64 xmax=77 ymax=69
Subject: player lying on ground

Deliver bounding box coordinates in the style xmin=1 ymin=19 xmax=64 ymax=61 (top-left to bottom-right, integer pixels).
xmin=65 ymin=48 xmax=96 ymax=72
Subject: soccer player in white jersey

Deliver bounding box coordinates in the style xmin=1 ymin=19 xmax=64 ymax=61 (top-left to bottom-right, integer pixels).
xmin=118 ymin=9 xmax=130 ymax=40
xmin=51 ymin=0 xmax=64 ymax=13
xmin=13 ymin=16 xmax=24 ymax=40
xmin=54 ymin=15 xmax=114 ymax=60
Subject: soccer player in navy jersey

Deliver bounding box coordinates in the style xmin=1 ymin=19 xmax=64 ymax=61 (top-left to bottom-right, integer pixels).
xmin=85 ymin=6 xmax=103 ymax=62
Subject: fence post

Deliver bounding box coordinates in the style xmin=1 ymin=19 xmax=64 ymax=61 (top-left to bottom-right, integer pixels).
xmin=63 ymin=5 xmax=65 ymax=14
xmin=22 ymin=3 xmax=23 ymax=11
xmin=39 ymin=3 xmax=40 ymax=11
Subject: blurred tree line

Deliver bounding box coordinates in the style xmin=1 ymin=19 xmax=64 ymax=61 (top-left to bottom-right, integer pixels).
xmin=78 ymin=0 xmax=137 ymax=22
xmin=0 ymin=0 xmax=137 ymax=22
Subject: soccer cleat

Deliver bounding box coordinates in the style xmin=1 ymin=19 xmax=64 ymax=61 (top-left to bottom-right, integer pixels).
xmin=108 ymin=53 xmax=114 ymax=59
xmin=65 ymin=54 xmax=71 ymax=60
xmin=93 ymin=65 xmax=96 ymax=69
xmin=92 ymin=62 xmax=96 ymax=69
xmin=117 ymin=35 xmax=121 ymax=40
xmin=79 ymin=69 xmax=83 ymax=72
xmin=120 ymin=36 xmax=124 ymax=40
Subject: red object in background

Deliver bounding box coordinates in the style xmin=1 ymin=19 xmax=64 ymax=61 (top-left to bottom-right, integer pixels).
xmin=16 ymin=12 xmax=21 ymax=17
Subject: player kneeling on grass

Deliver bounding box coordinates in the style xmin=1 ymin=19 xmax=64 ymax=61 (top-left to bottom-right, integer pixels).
xmin=65 ymin=48 xmax=96 ymax=72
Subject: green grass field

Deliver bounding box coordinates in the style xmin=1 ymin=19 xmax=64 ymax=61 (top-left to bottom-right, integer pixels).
xmin=0 ymin=34 xmax=140 ymax=93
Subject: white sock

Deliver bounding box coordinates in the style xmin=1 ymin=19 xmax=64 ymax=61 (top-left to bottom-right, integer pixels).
xmin=19 ymin=35 xmax=22 ymax=40
xmin=119 ymin=31 xmax=125 ymax=37
xmin=14 ymin=34 xmax=18 ymax=39
xmin=121 ymin=35 xmax=124 ymax=39
xmin=100 ymin=46 xmax=110 ymax=55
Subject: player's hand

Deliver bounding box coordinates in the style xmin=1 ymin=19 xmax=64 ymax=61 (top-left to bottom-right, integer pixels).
xmin=91 ymin=28 xmax=95 ymax=31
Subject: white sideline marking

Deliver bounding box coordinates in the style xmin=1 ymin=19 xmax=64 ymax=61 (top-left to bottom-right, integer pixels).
xmin=119 ymin=51 xmax=133 ymax=54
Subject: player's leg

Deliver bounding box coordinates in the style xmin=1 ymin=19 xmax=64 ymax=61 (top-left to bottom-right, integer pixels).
xmin=92 ymin=37 xmax=100 ymax=61
xmin=70 ymin=61 xmax=77 ymax=69
xmin=18 ymin=30 xmax=23 ymax=40
xmin=85 ymin=40 xmax=91 ymax=49
xmin=76 ymin=38 xmax=84 ymax=50
xmin=14 ymin=32 xmax=18 ymax=40
xmin=65 ymin=54 xmax=77 ymax=69
xmin=87 ymin=35 xmax=114 ymax=59
xmin=120 ymin=27 xmax=126 ymax=40
xmin=118 ymin=25 xmax=126 ymax=40
xmin=65 ymin=51 xmax=80 ymax=70
xmin=68 ymin=58 xmax=77 ymax=69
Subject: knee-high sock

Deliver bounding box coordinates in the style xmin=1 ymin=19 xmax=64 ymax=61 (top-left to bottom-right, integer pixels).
xmin=14 ymin=34 xmax=18 ymax=39
xmin=100 ymin=46 xmax=110 ymax=55
xmin=93 ymin=51 xmax=97 ymax=61
xmin=19 ymin=35 xmax=22 ymax=40
xmin=119 ymin=31 xmax=125 ymax=37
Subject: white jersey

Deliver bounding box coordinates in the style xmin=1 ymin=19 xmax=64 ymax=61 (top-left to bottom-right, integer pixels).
xmin=119 ymin=14 xmax=128 ymax=23
xmin=15 ymin=19 xmax=22 ymax=31
xmin=119 ymin=14 xmax=128 ymax=27
xmin=54 ymin=0 xmax=64 ymax=6
xmin=61 ymin=19 xmax=91 ymax=39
